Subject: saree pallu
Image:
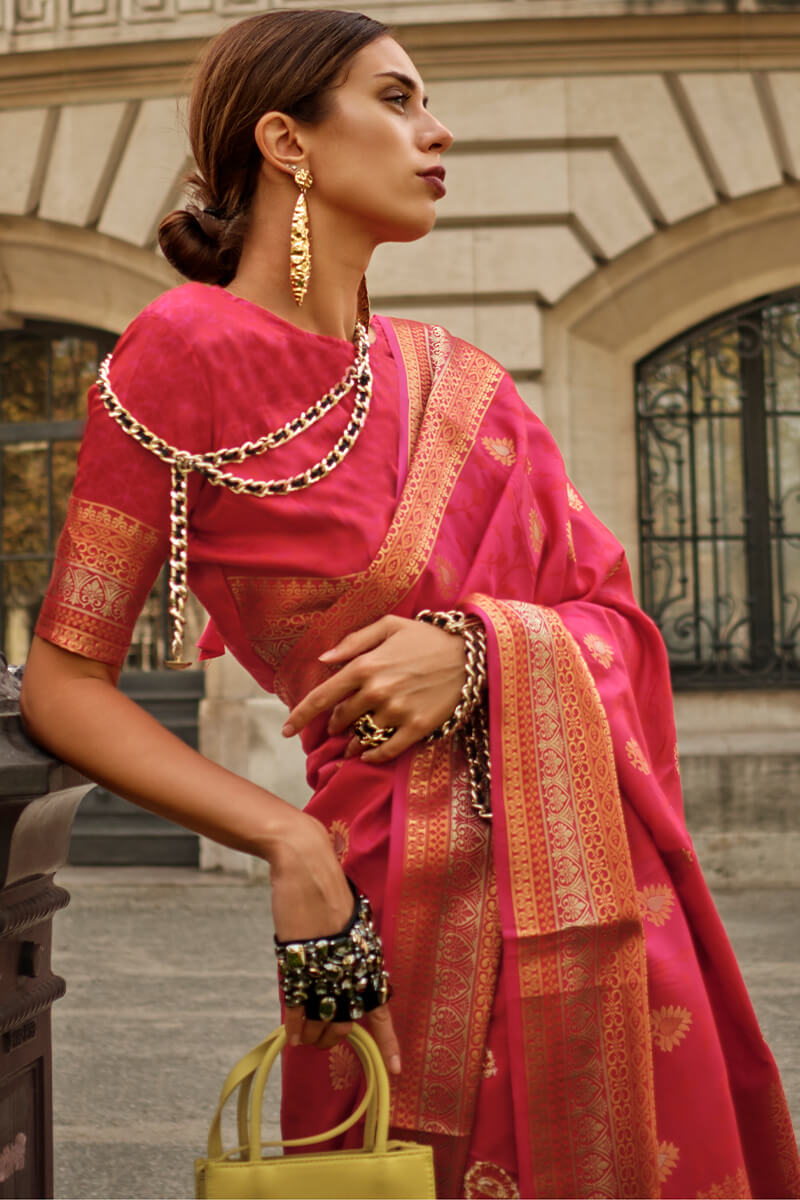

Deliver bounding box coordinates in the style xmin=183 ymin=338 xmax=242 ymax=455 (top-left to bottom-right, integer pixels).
xmin=277 ymin=319 xmax=800 ymax=1200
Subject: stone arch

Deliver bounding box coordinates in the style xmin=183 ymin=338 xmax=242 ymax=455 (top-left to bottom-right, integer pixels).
xmin=541 ymin=184 xmax=800 ymax=570
xmin=0 ymin=216 xmax=175 ymax=333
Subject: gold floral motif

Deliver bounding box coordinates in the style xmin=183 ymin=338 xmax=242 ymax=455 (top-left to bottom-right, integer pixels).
xmin=329 ymin=819 xmax=350 ymax=864
xmin=682 ymin=847 xmax=695 ymax=865
xmin=434 ymin=553 xmax=459 ymax=601
xmin=657 ymin=1140 xmax=679 ymax=1183
xmin=529 ymin=506 xmax=544 ymax=555
xmin=482 ymin=436 xmax=516 ymax=467
xmin=651 ymin=1005 xmax=693 ymax=1051
xmin=604 ymin=554 xmax=623 ymax=581
xmin=626 ymin=737 xmax=651 ymax=775
xmin=674 ymin=742 xmax=681 ymax=776
xmin=482 ymin=1047 xmax=498 ymax=1079
xmin=567 ymin=482 xmax=584 ymax=511
xmin=566 ymin=519 xmax=576 ymax=562
xmin=696 ymin=1166 xmax=752 ymax=1198
xmin=583 ymin=632 xmax=614 ymax=669
xmin=525 ymin=456 xmax=532 ymax=475
xmin=463 ymin=1161 xmax=520 ymax=1199
xmin=328 ymin=1043 xmax=360 ymax=1092
xmin=638 ymin=884 xmax=676 ymax=927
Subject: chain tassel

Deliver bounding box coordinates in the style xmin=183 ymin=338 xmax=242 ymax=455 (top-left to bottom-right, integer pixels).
xmin=165 ymin=465 xmax=191 ymax=669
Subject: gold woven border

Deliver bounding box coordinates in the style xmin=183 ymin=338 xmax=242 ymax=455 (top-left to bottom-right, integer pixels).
xmin=35 ymin=496 xmax=165 ymax=664
xmin=474 ymin=595 xmax=660 ymax=1199
xmin=390 ymin=318 xmax=430 ymax=461
xmin=390 ymin=739 xmax=500 ymax=1142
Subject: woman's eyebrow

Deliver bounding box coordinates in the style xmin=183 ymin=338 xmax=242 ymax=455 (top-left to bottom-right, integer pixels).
xmin=374 ymin=71 xmax=429 ymax=108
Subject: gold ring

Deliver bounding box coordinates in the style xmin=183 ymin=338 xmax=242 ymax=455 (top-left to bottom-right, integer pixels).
xmin=353 ymin=713 xmax=396 ymax=748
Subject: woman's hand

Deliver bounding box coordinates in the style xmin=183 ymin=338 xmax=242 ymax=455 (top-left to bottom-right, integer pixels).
xmin=282 ymin=615 xmax=467 ymax=763
xmin=270 ymin=811 xmax=401 ymax=1074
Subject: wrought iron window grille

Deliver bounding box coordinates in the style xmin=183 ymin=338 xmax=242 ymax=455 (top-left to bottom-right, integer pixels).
xmin=636 ymin=289 xmax=800 ymax=688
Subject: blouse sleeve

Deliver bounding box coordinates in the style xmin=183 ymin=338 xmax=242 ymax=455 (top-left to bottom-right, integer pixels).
xmin=35 ymin=307 xmax=212 ymax=666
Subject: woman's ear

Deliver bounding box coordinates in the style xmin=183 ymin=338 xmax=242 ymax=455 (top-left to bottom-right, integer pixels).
xmin=254 ymin=112 xmax=307 ymax=174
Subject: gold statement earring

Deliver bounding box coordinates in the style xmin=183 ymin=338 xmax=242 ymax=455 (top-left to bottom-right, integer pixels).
xmin=289 ymin=166 xmax=313 ymax=306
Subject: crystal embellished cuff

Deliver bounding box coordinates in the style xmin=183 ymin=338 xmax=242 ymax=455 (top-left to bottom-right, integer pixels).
xmin=274 ymin=880 xmax=391 ymax=1023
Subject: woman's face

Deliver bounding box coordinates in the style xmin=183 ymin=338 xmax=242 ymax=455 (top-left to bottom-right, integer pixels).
xmin=303 ymin=36 xmax=454 ymax=246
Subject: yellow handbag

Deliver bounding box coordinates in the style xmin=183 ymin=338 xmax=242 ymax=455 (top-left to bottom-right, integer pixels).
xmin=195 ymin=1024 xmax=437 ymax=1199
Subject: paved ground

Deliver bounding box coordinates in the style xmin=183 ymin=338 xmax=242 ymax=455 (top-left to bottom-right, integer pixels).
xmin=50 ymin=868 xmax=799 ymax=1200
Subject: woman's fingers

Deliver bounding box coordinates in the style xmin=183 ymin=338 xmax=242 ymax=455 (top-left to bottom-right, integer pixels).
xmin=318 ymin=617 xmax=399 ymax=664
xmin=283 ymin=618 xmax=402 ymax=736
xmin=285 ymin=1005 xmax=401 ymax=1076
xmin=284 ymin=1004 xmax=305 ymax=1048
xmin=366 ymin=1005 xmax=402 ymax=1074
xmin=282 ymin=669 xmax=358 ymax=737
xmin=314 ymin=1021 xmax=354 ymax=1050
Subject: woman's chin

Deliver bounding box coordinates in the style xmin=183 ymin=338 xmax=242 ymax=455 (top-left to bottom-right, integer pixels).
xmin=376 ymin=209 xmax=438 ymax=245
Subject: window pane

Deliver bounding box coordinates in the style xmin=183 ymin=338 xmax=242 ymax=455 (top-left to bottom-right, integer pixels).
xmin=2 ymin=443 xmax=49 ymax=556
xmin=768 ymin=304 xmax=800 ymax=411
xmin=1 ymin=559 xmax=50 ymax=664
xmin=51 ymin=336 xmax=98 ymax=421
xmin=0 ymin=336 xmax=48 ymax=423
xmin=637 ymin=289 xmax=800 ymax=685
xmin=51 ymin=441 xmax=79 ymax=534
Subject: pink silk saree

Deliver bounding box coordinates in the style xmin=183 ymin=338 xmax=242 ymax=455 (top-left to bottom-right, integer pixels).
xmin=275 ymin=319 xmax=800 ymax=1200
xmin=34 ymin=285 xmax=799 ymax=1199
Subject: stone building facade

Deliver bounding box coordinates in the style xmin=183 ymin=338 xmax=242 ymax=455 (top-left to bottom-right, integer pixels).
xmin=1 ymin=0 xmax=798 ymax=879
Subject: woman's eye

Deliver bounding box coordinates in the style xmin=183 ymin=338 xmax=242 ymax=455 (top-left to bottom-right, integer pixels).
xmin=386 ymin=93 xmax=411 ymax=108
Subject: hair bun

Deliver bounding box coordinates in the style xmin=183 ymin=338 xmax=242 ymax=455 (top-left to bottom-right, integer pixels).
xmin=158 ymin=206 xmax=235 ymax=285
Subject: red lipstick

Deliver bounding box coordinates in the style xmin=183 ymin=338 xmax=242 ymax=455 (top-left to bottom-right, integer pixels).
xmin=418 ymin=166 xmax=446 ymax=198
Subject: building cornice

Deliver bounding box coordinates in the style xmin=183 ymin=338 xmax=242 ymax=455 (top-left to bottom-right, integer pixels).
xmin=3 ymin=11 xmax=800 ymax=109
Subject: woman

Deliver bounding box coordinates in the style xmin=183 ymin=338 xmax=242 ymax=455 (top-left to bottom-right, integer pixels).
xmin=19 ymin=10 xmax=799 ymax=1199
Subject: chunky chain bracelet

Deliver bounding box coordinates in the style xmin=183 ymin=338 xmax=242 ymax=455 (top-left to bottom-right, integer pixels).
xmin=415 ymin=609 xmax=492 ymax=820
xmin=274 ymin=882 xmax=391 ymax=1023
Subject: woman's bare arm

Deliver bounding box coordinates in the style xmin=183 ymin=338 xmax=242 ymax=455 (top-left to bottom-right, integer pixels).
xmin=21 ymin=636 xmax=315 ymax=870
xmin=20 ymin=635 xmax=402 ymax=1069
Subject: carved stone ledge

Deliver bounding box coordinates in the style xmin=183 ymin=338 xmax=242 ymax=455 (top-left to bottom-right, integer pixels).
xmin=3 ymin=10 xmax=800 ymax=106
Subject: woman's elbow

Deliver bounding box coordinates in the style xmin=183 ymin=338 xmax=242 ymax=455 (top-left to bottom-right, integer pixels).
xmin=19 ymin=636 xmax=116 ymax=746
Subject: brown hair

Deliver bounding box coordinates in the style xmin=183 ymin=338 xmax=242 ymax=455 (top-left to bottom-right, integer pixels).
xmin=158 ymin=9 xmax=388 ymax=286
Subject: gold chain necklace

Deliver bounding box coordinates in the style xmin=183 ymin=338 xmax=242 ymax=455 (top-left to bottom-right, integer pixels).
xmin=97 ymin=322 xmax=372 ymax=667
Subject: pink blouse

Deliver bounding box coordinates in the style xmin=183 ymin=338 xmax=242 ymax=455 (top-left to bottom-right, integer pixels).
xmin=36 ymin=283 xmax=404 ymax=691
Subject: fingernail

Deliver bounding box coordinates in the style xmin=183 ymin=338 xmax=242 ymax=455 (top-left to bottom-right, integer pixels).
xmin=290 ymin=1033 xmax=301 ymax=1047
xmin=389 ymin=1055 xmax=401 ymax=1075
xmin=318 ymin=650 xmax=334 ymax=661
xmin=282 ymin=723 xmax=295 ymax=737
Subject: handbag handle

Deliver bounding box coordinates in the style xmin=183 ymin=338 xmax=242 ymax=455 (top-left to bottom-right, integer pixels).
xmin=206 ymin=1025 xmax=391 ymax=1163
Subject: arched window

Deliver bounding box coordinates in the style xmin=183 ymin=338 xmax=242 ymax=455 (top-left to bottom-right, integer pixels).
xmin=0 ymin=319 xmax=174 ymax=668
xmin=636 ymin=289 xmax=800 ymax=687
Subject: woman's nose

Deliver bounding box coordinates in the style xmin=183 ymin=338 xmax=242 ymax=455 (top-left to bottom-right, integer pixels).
xmin=424 ymin=115 xmax=454 ymax=154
